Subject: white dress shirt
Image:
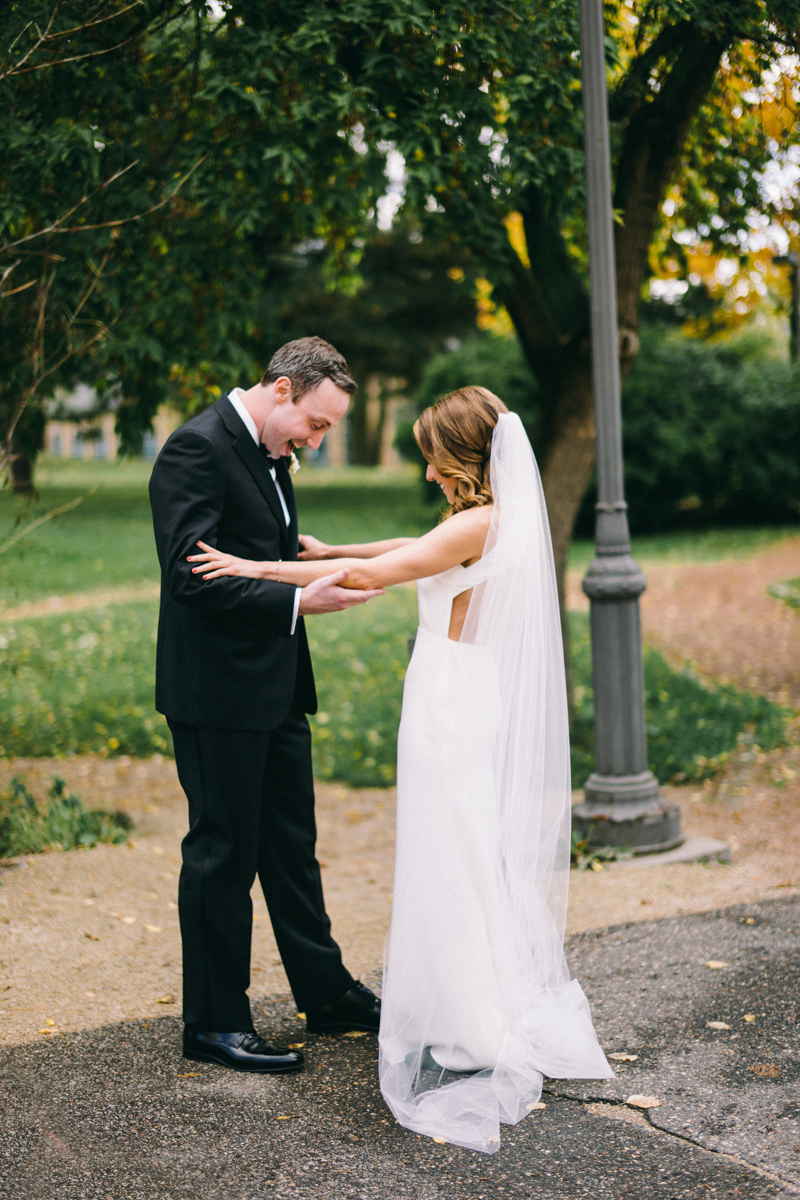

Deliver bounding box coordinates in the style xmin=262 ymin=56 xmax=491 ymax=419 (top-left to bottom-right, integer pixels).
xmin=228 ymin=389 xmax=301 ymax=635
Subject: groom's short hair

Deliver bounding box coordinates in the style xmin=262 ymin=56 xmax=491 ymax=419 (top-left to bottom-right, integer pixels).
xmin=261 ymin=337 xmax=357 ymax=401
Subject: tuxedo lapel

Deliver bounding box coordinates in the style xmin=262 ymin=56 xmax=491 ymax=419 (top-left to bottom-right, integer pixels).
xmin=216 ymin=397 xmax=290 ymax=553
xmin=275 ymin=455 xmax=299 ymax=558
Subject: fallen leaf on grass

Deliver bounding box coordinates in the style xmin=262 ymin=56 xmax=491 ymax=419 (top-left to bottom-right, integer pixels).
xmin=608 ymin=1053 xmax=639 ymax=1062
xmin=743 ymin=1013 xmax=757 ymax=1023
xmin=750 ymin=1063 xmax=780 ymax=1078
xmin=706 ymin=1021 xmax=731 ymax=1030
xmin=143 ymin=924 xmax=163 ymax=933
xmin=704 ymin=961 xmax=729 ymax=970
xmin=626 ymin=1095 xmax=661 ymax=1109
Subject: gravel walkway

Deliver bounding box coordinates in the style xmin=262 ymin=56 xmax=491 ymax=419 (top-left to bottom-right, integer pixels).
xmin=2 ymin=899 xmax=798 ymax=1198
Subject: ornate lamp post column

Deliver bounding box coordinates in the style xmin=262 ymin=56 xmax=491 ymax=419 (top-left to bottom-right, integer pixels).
xmin=571 ymin=0 xmax=682 ymax=852
xmin=774 ymin=253 xmax=799 ymax=362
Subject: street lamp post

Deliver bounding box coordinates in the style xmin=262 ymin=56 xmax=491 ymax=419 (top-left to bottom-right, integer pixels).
xmin=571 ymin=0 xmax=682 ymax=852
xmin=774 ymin=253 xmax=799 ymax=362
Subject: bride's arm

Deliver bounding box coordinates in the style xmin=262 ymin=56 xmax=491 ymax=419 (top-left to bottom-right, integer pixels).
xmin=298 ymin=534 xmax=416 ymax=560
xmin=189 ymin=507 xmax=492 ymax=589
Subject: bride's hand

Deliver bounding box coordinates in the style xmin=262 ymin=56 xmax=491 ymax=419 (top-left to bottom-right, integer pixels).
xmin=187 ymin=540 xmax=265 ymax=580
xmin=298 ymin=534 xmax=331 ymax=560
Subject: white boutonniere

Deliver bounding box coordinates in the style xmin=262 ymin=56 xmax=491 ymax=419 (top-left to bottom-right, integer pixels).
xmin=288 ymin=450 xmax=300 ymax=475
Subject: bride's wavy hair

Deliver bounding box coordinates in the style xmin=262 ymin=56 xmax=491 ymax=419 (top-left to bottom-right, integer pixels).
xmin=414 ymin=386 xmax=509 ymax=516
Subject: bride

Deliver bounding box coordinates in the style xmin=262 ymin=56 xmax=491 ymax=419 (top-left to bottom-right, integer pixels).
xmin=188 ymin=386 xmax=612 ymax=1152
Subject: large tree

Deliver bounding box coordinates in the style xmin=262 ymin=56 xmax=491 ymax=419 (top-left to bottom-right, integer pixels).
xmin=287 ymin=0 xmax=800 ymax=654
xmin=0 ymin=0 xmax=387 ymax=486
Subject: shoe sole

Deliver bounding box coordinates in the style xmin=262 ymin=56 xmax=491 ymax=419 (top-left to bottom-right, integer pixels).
xmin=183 ymin=1048 xmax=304 ymax=1074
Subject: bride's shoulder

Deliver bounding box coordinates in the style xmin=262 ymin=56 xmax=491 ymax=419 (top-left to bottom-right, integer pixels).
xmin=446 ymin=503 xmax=494 ymax=531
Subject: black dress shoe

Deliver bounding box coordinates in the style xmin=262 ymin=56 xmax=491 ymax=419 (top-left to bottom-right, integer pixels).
xmin=183 ymin=1029 xmax=304 ymax=1073
xmin=305 ymin=980 xmax=381 ymax=1034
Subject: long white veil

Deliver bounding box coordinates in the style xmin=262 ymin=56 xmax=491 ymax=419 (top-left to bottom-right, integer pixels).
xmin=378 ymin=412 xmax=611 ymax=1152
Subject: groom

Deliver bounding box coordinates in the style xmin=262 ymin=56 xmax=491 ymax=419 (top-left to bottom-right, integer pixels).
xmin=149 ymin=336 xmax=383 ymax=1074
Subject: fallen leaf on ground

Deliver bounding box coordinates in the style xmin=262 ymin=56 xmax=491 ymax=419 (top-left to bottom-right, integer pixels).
xmin=295 ymin=1013 xmax=305 ymax=1020
xmin=342 ymin=1031 xmax=369 ymax=1038
xmin=432 ymin=1137 xmax=447 ymax=1144
xmin=608 ymin=1053 xmax=639 ymax=1062
xmin=83 ymin=932 xmax=99 ymax=941
xmin=750 ymin=1063 xmax=780 ymax=1078
xmin=275 ymin=1115 xmax=298 ymax=1121
xmin=626 ymin=1095 xmax=662 ymax=1109
xmin=177 ymin=1073 xmax=200 ymax=1078
xmin=704 ymin=961 xmax=729 ymax=970
xmin=529 ymin=1102 xmax=546 ymax=1110
xmin=46 ymin=1019 xmax=55 ymax=1026
xmin=288 ymin=1043 xmax=305 ymax=1050
xmin=743 ymin=1013 xmax=757 ymax=1023
xmin=706 ymin=1021 xmax=732 ymax=1030
xmin=155 ymin=994 xmax=175 ymax=1004
xmin=143 ymin=924 xmax=163 ymax=933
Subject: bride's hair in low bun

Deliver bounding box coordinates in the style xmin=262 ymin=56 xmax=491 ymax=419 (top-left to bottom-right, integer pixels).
xmin=414 ymin=386 xmax=509 ymax=516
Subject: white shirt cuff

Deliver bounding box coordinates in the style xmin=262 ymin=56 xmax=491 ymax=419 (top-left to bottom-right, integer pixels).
xmin=290 ymin=586 xmax=302 ymax=636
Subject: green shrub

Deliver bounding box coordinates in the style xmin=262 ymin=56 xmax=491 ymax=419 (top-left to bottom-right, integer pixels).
xmin=308 ymin=589 xmax=418 ymax=787
xmin=0 ymin=602 xmax=171 ymax=758
xmin=568 ymin=613 xmax=788 ymax=786
xmin=577 ymin=326 xmax=800 ymax=535
xmin=0 ymin=774 xmax=132 ymax=858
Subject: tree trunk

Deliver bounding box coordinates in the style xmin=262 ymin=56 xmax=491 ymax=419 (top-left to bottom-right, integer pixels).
xmin=538 ymin=362 xmax=595 ymax=713
xmin=487 ymin=23 xmax=731 ymax=715
xmin=9 ymin=443 xmax=34 ymax=494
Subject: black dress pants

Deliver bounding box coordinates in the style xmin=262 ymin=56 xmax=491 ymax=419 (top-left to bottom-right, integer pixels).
xmin=169 ymin=713 xmax=353 ymax=1031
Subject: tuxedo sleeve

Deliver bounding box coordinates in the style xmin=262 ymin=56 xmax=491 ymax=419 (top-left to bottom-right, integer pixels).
xmin=149 ymin=427 xmax=297 ymax=635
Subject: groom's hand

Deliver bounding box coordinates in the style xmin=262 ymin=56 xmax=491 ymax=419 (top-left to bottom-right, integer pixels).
xmin=298 ymin=569 xmax=385 ymax=615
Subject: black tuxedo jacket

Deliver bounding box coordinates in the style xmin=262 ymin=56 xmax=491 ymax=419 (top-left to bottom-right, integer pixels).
xmin=149 ymin=396 xmax=316 ymax=731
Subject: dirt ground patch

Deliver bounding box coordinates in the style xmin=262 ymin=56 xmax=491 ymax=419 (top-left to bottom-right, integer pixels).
xmin=1 ymin=742 xmax=797 ymax=1047
xmin=568 ymin=533 xmax=800 ymax=705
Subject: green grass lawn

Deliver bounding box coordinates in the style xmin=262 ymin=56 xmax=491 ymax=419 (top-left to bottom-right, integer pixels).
xmin=0 ymin=457 xmax=160 ymax=605
xmin=0 ymin=596 xmax=786 ymax=786
xmin=3 ymin=456 xmax=797 ymax=608
xmin=0 ymin=456 xmax=794 ymax=783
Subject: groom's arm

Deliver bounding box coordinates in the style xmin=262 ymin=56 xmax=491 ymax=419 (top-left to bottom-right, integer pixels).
xmin=150 ymin=428 xmax=297 ymax=634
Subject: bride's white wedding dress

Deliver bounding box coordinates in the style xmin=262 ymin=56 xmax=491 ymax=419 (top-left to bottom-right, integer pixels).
xmin=378 ymin=413 xmax=612 ymax=1153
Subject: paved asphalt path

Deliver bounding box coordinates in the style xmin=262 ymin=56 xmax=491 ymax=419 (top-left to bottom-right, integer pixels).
xmin=2 ymin=898 xmax=798 ymax=1199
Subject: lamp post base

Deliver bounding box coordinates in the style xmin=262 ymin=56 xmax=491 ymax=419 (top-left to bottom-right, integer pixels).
xmin=573 ymin=770 xmax=683 ymax=854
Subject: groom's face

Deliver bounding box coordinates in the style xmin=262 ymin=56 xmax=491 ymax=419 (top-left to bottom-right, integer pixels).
xmin=263 ymin=377 xmax=350 ymax=458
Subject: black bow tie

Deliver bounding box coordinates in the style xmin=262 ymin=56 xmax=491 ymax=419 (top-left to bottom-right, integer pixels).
xmin=258 ymin=443 xmax=273 ymax=464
